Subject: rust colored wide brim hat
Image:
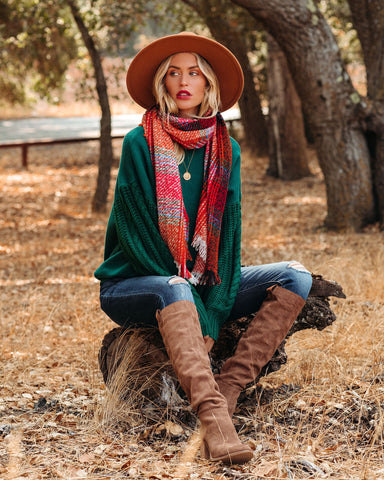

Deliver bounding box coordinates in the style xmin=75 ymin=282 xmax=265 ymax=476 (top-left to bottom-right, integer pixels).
xmin=126 ymin=32 xmax=244 ymax=112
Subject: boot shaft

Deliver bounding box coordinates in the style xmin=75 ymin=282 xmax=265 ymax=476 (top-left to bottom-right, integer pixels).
xmin=156 ymin=300 xmax=253 ymax=464
xmin=216 ymin=286 xmax=305 ymax=414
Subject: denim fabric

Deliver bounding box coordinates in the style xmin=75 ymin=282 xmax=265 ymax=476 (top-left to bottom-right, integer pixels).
xmin=227 ymin=261 xmax=312 ymax=322
xmin=99 ymin=261 xmax=312 ymax=329
xmin=100 ymin=275 xmax=194 ymax=328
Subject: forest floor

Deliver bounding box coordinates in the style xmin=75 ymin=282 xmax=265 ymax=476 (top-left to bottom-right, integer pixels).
xmin=0 ymin=138 xmax=384 ymax=480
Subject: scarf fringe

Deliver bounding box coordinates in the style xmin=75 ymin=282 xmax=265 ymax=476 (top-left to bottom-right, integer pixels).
xmin=190 ymin=270 xmax=221 ymax=286
xmin=191 ymin=234 xmax=208 ymax=261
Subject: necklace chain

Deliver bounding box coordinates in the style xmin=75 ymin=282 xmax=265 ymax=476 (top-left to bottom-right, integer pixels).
xmin=182 ymin=150 xmax=195 ymax=181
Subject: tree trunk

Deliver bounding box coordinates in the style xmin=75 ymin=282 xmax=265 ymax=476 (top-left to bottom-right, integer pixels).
xmin=218 ymin=27 xmax=268 ymax=156
xmin=347 ymin=0 xmax=384 ymax=227
xmin=232 ymin=0 xmax=376 ymax=231
xmin=181 ymin=0 xmax=269 ymax=156
xmin=347 ymin=0 xmax=384 ymax=100
xmin=67 ymin=0 xmax=113 ymax=213
xmin=364 ymin=102 xmax=384 ymax=228
xmin=266 ymin=34 xmax=311 ymax=180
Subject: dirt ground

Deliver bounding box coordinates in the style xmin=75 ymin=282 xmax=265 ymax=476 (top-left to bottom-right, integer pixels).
xmin=1 ymin=139 xmax=384 ymax=480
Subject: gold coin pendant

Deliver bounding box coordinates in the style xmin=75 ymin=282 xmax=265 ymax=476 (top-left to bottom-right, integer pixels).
xmin=183 ymin=172 xmax=191 ymax=181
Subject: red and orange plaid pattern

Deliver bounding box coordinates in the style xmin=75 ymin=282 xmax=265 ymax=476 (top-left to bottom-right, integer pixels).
xmin=142 ymin=108 xmax=232 ymax=285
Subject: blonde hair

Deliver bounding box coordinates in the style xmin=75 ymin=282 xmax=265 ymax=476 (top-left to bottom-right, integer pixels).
xmin=152 ymin=52 xmax=221 ymax=162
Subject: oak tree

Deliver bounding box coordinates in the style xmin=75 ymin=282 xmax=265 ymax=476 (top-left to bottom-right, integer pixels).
xmin=232 ymin=0 xmax=383 ymax=230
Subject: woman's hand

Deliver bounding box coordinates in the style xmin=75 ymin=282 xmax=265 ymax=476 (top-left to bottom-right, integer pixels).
xmin=204 ymin=335 xmax=215 ymax=353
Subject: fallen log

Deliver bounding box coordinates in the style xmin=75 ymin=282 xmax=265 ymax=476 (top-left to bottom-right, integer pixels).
xmin=98 ymin=274 xmax=345 ymax=416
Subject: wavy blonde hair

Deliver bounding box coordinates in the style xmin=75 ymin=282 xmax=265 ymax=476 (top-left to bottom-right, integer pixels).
xmin=152 ymin=52 xmax=221 ymax=163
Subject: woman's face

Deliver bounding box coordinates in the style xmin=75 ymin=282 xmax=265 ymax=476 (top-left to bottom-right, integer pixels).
xmin=164 ymin=52 xmax=207 ymax=118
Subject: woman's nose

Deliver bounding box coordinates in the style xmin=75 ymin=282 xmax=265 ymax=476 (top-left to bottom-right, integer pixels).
xmin=180 ymin=73 xmax=188 ymax=85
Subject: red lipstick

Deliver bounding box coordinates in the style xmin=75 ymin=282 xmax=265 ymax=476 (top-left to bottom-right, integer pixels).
xmin=176 ymin=90 xmax=192 ymax=99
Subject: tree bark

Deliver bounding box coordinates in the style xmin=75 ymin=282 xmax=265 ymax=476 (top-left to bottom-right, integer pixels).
xmin=347 ymin=0 xmax=384 ymax=227
xmin=181 ymin=0 xmax=269 ymax=156
xmin=266 ymin=34 xmax=311 ymax=180
xmin=66 ymin=0 xmax=114 ymax=213
xmin=232 ymin=0 xmax=376 ymax=230
xmin=215 ymin=25 xmax=268 ymax=156
xmin=347 ymin=0 xmax=384 ymax=100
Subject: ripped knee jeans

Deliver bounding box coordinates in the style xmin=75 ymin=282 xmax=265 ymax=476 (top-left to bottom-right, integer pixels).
xmin=99 ymin=261 xmax=312 ymax=328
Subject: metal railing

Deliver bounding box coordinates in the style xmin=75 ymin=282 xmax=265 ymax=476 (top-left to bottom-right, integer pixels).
xmin=0 ymin=135 xmax=125 ymax=168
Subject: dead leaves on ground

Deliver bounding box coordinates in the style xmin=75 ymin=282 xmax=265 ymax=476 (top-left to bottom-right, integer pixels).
xmin=1 ymin=144 xmax=384 ymax=479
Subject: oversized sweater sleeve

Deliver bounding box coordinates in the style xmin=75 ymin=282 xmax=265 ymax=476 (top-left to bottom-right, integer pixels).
xmin=111 ymin=129 xmax=177 ymax=276
xmin=114 ymin=182 xmax=177 ymax=276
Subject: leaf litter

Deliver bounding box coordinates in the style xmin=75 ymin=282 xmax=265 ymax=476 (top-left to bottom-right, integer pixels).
xmin=1 ymin=142 xmax=384 ymax=479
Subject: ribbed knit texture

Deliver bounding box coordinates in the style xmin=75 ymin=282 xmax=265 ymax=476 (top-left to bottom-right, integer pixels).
xmin=95 ymin=126 xmax=242 ymax=340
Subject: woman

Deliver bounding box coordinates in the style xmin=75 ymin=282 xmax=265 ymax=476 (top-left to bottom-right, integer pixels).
xmin=95 ymin=32 xmax=312 ymax=464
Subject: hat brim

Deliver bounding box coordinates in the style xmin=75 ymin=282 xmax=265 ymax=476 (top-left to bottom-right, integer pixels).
xmin=126 ymin=32 xmax=244 ymax=112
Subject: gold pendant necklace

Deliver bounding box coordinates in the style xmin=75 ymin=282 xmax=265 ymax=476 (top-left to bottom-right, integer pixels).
xmin=182 ymin=150 xmax=195 ymax=181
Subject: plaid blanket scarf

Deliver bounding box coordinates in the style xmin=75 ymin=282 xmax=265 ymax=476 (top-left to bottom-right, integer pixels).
xmin=142 ymin=107 xmax=232 ymax=285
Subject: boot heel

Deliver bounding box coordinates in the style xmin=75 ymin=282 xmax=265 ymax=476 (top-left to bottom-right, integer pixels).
xmin=200 ymin=439 xmax=210 ymax=460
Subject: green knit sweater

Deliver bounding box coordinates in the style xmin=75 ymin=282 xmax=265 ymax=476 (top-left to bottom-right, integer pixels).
xmin=94 ymin=126 xmax=242 ymax=340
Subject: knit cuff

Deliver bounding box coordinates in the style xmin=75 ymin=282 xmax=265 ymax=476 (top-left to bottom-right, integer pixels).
xmin=203 ymin=309 xmax=223 ymax=341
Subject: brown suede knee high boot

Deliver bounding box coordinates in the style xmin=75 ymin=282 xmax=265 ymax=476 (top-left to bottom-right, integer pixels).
xmin=156 ymin=300 xmax=253 ymax=464
xmin=215 ymin=286 xmax=305 ymax=417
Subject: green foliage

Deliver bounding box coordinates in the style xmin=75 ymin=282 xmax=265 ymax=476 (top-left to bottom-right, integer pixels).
xmin=69 ymin=0 xmax=147 ymax=56
xmin=0 ymin=0 xmax=156 ymax=105
xmin=0 ymin=0 xmax=365 ymax=107
xmin=318 ymin=0 xmax=362 ymax=64
xmin=0 ymin=0 xmax=78 ymax=104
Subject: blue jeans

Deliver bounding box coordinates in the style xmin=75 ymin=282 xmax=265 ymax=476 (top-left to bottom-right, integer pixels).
xmin=99 ymin=261 xmax=312 ymax=329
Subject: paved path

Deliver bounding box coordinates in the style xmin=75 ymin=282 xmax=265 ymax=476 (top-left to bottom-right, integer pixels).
xmin=0 ymin=109 xmax=240 ymax=144
xmin=0 ymin=114 xmax=142 ymax=144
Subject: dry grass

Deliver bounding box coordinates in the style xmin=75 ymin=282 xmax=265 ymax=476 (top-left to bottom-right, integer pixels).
xmin=1 ymin=139 xmax=383 ymax=480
